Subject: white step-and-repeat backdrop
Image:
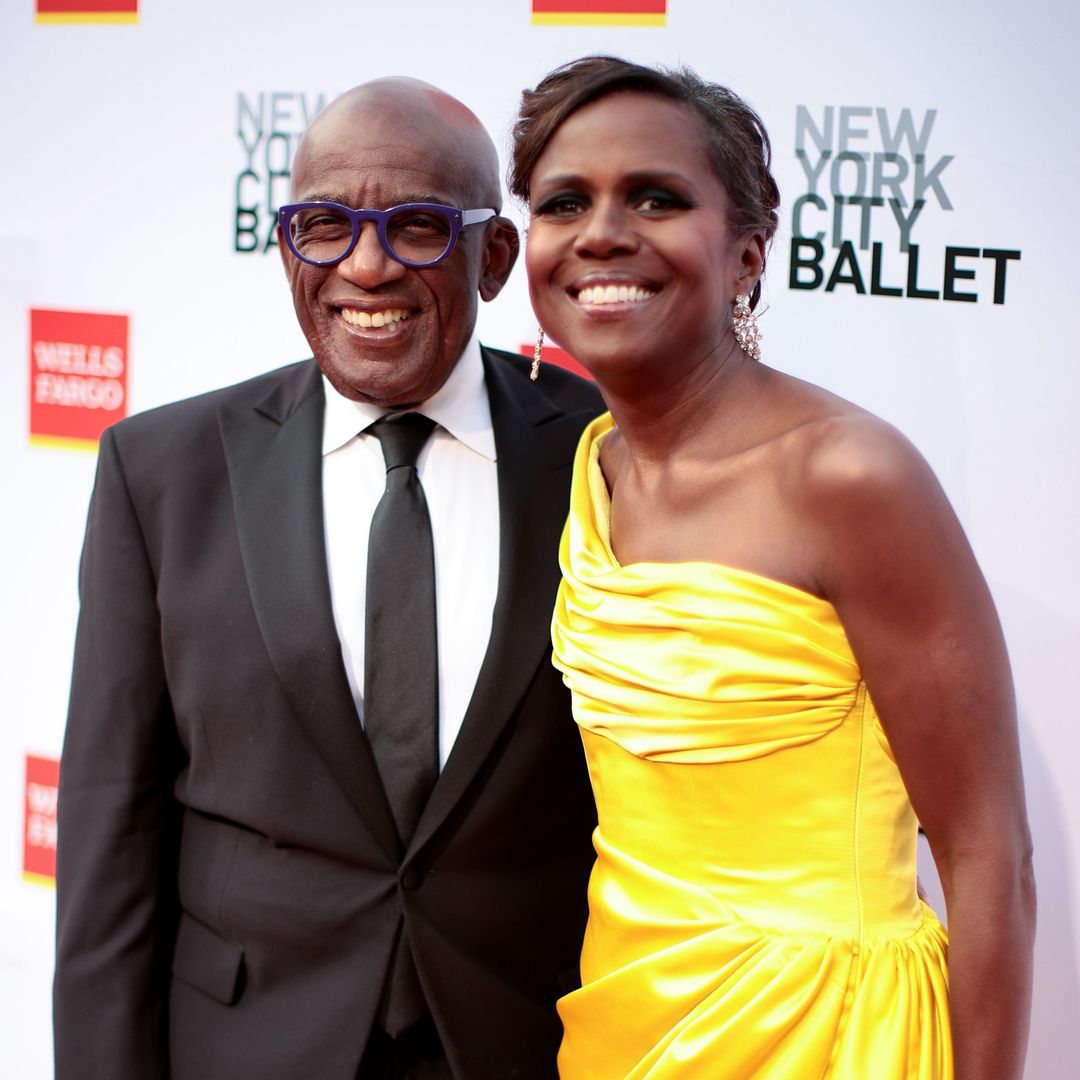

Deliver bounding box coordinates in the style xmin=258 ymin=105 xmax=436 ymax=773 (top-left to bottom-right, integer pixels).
xmin=2 ymin=1 xmax=1077 ymax=1074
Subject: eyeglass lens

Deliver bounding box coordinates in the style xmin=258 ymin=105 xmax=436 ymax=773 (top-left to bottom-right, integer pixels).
xmin=289 ymin=206 xmax=454 ymax=265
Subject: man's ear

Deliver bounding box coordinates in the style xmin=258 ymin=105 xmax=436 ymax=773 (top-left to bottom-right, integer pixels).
xmin=478 ymin=217 xmax=520 ymax=302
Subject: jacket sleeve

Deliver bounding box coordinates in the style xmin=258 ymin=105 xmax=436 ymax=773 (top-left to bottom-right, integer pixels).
xmin=53 ymin=424 xmax=181 ymax=1080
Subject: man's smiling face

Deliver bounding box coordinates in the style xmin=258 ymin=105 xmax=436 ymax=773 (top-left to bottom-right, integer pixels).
xmin=280 ymin=81 xmax=512 ymax=408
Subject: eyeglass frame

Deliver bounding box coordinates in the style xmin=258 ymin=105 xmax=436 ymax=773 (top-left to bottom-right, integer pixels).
xmin=277 ymin=201 xmax=498 ymax=269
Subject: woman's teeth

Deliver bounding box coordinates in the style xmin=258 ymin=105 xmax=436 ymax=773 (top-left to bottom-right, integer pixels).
xmin=577 ymin=284 xmax=655 ymax=305
xmin=340 ymin=308 xmax=409 ymax=328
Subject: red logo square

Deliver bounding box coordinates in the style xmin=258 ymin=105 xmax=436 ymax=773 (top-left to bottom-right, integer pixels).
xmin=23 ymin=755 xmax=60 ymax=885
xmin=36 ymin=1 xmax=138 ymax=21
xmin=30 ymin=308 xmax=130 ymax=448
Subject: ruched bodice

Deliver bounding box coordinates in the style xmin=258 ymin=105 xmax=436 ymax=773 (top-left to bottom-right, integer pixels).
xmin=551 ymin=413 xmax=952 ymax=1078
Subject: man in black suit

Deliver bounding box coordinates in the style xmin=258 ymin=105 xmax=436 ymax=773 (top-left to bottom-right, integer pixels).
xmin=54 ymin=77 xmax=603 ymax=1080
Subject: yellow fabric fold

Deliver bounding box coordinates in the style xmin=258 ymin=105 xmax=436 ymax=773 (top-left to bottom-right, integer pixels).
xmin=552 ymin=413 xmax=952 ymax=1078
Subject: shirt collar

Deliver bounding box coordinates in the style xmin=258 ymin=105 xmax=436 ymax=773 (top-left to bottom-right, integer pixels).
xmin=321 ymin=334 xmax=495 ymax=461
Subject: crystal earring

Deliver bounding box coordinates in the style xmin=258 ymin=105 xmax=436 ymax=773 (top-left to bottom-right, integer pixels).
xmin=531 ymin=326 xmax=544 ymax=381
xmin=731 ymin=294 xmax=762 ymax=360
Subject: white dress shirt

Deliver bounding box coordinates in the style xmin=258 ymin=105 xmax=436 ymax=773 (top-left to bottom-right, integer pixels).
xmin=321 ymin=335 xmax=500 ymax=770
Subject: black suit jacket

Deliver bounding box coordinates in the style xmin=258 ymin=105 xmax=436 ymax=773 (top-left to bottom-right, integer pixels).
xmin=54 ymin=347 xmax=605 ymax=1080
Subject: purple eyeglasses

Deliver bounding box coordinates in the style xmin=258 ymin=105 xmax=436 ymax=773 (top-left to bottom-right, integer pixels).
xmin=278 ymin=201 xmax=497 ymax=268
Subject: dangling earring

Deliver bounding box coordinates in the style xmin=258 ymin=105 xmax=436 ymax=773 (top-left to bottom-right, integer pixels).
xmin=531 ymin=326 xmax=544 ymax=381
xmin=731 ymin=294 xmax=762 ymax=360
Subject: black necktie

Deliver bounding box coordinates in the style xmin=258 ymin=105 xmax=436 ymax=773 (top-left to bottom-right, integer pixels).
xmin=364 ymin=412 xmax=438 ymax=1038
xmin=364 ymin=411 xmax=439 ymax=844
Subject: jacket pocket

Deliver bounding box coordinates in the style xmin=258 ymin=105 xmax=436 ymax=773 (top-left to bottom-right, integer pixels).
xmin=172 ymin=910 xmax=245 ymax=1005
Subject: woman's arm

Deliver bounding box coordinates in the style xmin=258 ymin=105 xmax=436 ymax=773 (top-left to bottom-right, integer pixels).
xmin=801 ymin=415 xmax=1035 ymax=1080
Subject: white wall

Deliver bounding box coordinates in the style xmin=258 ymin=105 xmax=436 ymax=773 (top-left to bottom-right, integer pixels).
xmin=2 ymin=1 xmax=1077 ymax=1073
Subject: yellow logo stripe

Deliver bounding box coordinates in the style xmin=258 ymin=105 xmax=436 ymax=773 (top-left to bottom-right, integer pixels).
xmin=35 ymin=12 xmax=138 ymax=23
xmin=22 ymin=871 xmax=57 ymax=888
xmin=531 ymin=12 xmax=665 ymax=24
xmin=29 ymin=434 xmax=100 ymax=452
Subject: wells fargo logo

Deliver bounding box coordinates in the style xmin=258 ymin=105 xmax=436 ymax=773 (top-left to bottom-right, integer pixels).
xmin=30 ymin=308 xmax=129 ymax=449
xmin=36 ymin=0 xmax=138 ymax=23
xmin=531 ymin=0 xmax=667 ymax=27
xmin=24 ymin=755 xmax=60 ymax=886
xmin=520 ymin=342 xmax=591 ymax=381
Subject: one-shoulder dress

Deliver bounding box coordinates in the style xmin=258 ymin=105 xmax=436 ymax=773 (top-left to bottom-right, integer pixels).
xmin=551 ymin=414 xmax=952 ymax=1079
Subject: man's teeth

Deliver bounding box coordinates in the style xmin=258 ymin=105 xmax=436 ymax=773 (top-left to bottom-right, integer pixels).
xmin=577 ymin=284 xmax=655 ymax=305
xmin=340 ymin=308 xmax=409 ymax=328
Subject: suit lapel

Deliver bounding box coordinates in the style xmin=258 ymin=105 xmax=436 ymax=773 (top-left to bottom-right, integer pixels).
xmin=409 ymin=349 xmax=593 ymax=851
xmin=219 ymin=361 xmax=401 ymax=861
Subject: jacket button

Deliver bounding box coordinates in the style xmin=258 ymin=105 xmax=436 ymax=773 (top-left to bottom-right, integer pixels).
xmin=400 ymin=866 xmax=423 ymax=891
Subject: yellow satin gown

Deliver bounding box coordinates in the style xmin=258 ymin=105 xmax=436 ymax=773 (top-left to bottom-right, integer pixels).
xmin=551 ymin=414 xmax=952 ymax=1079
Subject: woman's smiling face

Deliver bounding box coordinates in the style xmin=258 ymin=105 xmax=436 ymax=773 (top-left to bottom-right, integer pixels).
xmin=525 ymin=91 xmax=761 ymax=384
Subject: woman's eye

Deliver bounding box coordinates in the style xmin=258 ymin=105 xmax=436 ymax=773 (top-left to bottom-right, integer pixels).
xmin=535 ymin=193 xmax=586 ymax=217
xmin=634 ymin=190 xmax=689 ymax=213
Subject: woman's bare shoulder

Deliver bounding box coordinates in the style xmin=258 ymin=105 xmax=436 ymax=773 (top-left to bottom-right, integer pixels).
xmin=762 ymin=370 xmax=937 ymax=514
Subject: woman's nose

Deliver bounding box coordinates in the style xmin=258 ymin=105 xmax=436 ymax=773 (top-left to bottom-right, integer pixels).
xmin=573 ymin=200 xmax=640 ymax=258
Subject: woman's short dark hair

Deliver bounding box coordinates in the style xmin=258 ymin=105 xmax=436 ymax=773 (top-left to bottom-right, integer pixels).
xmin=509 ymin=55 xmax=780 ymax=305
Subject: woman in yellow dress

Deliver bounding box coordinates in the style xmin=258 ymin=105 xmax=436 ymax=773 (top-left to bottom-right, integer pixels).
xmin=509 ymin=56 xmax=1035 ymax=1078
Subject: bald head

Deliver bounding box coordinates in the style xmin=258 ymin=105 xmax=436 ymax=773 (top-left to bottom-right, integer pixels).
xmin=294 ymin=77 xmax=503 ymax=211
